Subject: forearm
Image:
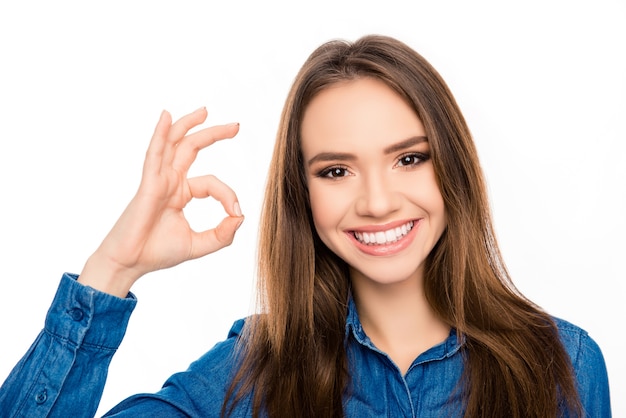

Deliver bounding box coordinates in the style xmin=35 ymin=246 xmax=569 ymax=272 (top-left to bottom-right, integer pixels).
xmin=0 ymin=274 xmax=136 ymax=418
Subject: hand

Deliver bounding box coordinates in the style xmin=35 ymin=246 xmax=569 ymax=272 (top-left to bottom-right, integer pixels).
xmin=79 ymin=107 xmax=244 ymax=297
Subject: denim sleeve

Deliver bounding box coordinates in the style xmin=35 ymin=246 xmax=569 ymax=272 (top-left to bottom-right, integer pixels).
xmin=0 ymin=273 xmax=136 ymax=418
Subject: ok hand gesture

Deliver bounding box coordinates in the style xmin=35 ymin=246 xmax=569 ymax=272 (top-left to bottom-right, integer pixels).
xmin=79 ymin=107 xmax=244 ymax=297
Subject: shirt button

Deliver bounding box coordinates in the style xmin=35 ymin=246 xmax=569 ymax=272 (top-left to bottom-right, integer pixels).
xmin=69 ymin=308 xmax=84 ymax=321
xmin=35 ymin=390 xmax=47 ymax=404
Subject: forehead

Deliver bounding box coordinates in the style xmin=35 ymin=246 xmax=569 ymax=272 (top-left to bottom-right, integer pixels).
xmin=300 ymin=78 xmax=426 ymax=156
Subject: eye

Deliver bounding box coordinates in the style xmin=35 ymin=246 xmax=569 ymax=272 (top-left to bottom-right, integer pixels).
xmin=395 ymin=152 xmax=430 ymax=168
xmin=317 ymin=166 xmax=351 ymax=179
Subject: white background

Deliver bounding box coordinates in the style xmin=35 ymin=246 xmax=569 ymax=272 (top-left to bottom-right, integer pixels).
xmin=0 ymin=1 xmax=624 ymax=416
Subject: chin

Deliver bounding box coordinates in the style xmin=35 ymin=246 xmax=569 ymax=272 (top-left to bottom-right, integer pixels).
xmin=348 ymin=263 xmax=424 ymax=287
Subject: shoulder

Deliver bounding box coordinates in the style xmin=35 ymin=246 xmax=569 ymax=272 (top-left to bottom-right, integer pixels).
xmin=162 ymin=317 xmax=254 ymax=413
xmin=187 ymin=316 xmax=250 ymax=374
xmin=106 ymin=317 xmax=255 ymax=416
xmin=551 ymin=317 xmax=612 ymax=415
xmin=551 ymin=316 xmax=604 ymax=369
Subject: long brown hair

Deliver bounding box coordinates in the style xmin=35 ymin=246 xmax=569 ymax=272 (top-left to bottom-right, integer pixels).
xmin=223 ymin=35 xmax=582 ymax=417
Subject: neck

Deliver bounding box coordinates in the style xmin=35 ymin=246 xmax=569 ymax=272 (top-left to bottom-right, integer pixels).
xmin=350 ymin=268 xmax=450 ymax=374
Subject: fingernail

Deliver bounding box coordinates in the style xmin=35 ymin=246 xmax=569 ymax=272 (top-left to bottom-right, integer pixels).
xmin=233 ymin=202 xmax=242 ymax=217
xmin=236 ymin=216 xmax=245 ymax=230
xmin=226 ymin=122 xmax=240 ymax=128
xmin=196 ymin=106 xmax=206 ymax=113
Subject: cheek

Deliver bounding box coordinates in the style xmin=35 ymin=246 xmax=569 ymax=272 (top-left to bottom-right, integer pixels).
xmin=307 ymin=184 xmax=347 ymax=238
xmin=405 ymin=173 xmax=447 ymax=226
xmin=427 ymin=186 xmax=446 ymax=218
xmin=308 ymin=186 xmax=330 ymax=229
xmin=423 ymin=181 xmax=447 ymax=232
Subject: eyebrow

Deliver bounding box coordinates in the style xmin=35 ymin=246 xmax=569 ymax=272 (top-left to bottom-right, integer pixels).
xmin=306 ymin=135 xmax=428 ymax=167
xmin=383 ymin=135 xmax=428 ymax=154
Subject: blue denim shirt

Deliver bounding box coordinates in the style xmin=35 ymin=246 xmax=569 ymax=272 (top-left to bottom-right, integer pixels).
xmin=0 ymin=274 xmax=611 ymax=417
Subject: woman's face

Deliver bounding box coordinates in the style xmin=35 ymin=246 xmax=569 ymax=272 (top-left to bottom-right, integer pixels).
xmin=301 ymin=77 xmax=447 ymax=287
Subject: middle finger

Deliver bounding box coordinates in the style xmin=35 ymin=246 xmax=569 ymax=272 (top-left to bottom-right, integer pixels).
xmin=172 ymin=122 xmax=240 ymax=173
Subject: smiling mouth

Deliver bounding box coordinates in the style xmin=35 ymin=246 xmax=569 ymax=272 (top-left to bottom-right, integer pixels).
xmin=352 ymin=221 xmax=415 ymax=245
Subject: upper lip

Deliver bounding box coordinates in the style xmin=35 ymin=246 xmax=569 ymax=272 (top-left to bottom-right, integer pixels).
xmin=348 ymin=218 xmax=419 ymax=233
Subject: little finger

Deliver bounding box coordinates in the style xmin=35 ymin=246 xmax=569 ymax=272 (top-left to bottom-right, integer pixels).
xmin=143 ymin=110 xmax=173 ymax=176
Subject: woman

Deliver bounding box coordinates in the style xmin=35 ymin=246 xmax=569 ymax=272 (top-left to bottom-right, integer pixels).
xmin=0 ymin=35 xmax=610 ymax=417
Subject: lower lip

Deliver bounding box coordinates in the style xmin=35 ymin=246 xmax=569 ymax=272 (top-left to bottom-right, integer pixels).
xmin=348 ymin=220 xmax=420 ymax=256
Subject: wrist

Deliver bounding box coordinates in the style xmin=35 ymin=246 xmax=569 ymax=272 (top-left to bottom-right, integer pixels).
xmin=78 ymin=252 xmax=141 ymax=298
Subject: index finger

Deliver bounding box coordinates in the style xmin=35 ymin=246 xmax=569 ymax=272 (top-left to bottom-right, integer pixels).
xmin=186 ymin=174 xmax=244 ymax=258
xmin=187 ymin=174 xmax=241 ymax=218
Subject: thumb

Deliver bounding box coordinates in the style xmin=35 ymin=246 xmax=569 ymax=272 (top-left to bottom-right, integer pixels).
xmin=189 ymin=215 xmax=244 ymax=259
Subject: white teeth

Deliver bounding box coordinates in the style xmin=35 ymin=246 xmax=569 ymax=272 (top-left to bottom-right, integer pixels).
xmin=354 ymin=221 xmax=414 ymax=246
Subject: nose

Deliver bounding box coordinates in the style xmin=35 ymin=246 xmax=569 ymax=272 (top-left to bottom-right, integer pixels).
xmin=354 ymin=172 xmax=401 ymax=218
